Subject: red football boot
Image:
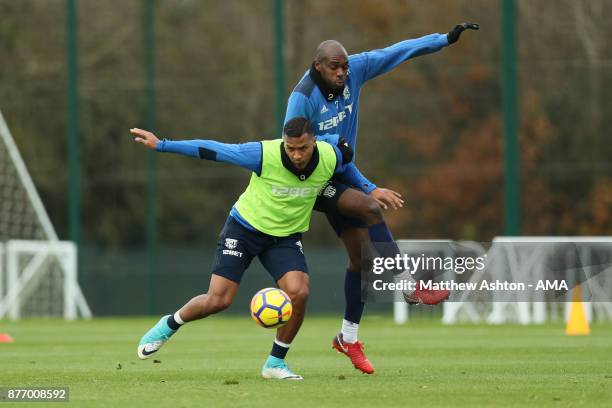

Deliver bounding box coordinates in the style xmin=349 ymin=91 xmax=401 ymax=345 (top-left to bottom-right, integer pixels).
xmin=403 ymin=281 xmax=450 ymax=305
xmin=332 ymin=333 xmax=375 ymax=374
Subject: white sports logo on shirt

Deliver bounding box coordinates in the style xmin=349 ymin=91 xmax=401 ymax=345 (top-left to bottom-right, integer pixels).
xmin=317 ymin=103 xmax=354 ymax=131
xmin=272 ymin=185 xmax=319 ymax=197
xmin=322 ymin=184 xmax=336 ymax=198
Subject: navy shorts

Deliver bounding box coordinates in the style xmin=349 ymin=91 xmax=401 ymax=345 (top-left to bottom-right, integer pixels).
xmin=211 ymin=217 xmax=308 ymax=284
xmin=314 ymin=180 xmax=368 ymax=236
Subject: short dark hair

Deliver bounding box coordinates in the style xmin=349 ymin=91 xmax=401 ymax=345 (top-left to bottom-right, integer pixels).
xmin=283 ymin=117 xmax=313 ymax=138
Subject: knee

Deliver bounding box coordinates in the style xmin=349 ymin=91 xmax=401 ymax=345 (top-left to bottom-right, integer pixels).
xmin=360 ymin=197 xmax=383 ymax=225
xmin=284 ymin=285 xmax=309 ymax=307
xmin=347 ymin=251 xmax=362 ymax=273
xmin=206 ymin=293 xmax=233 ymax=314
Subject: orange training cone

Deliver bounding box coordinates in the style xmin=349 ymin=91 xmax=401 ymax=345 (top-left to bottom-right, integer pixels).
xmin=0 ymin=333 xmax=14 ymax=343
xmin=566 ymin=284 xmax=590 ymax=336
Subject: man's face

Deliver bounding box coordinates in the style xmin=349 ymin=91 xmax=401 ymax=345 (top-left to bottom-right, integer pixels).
xmin=283 ymin=133 xmax=316 ymax=169
xmin=315 ymin=54 xmax=349 ymax=90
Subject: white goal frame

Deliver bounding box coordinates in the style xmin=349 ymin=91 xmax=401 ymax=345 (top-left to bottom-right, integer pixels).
xmin=0 ymin=109 xmax=91 ymax=320
xmin=0 ymin=240 xmax=92 ymax=320
xmin=392 ymin=236 xmax=612 ymax=325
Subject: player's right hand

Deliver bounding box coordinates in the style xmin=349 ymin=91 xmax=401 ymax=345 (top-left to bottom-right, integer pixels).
xmin=130 ymin=128 xmax=160 ymax=150
xmin=370 ymin=187 xmax=404 ymax=210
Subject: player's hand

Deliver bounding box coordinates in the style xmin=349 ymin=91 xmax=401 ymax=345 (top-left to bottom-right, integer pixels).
xmin=447 ymin=23 xmax=479 ymax=44
xmin=130 ymin=128 xmax=160 ymax=149
xmin=370 ymin=188 xmax=404 ymax=210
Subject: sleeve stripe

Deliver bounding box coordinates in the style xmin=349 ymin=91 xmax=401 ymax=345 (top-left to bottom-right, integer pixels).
xmin=198 ymin=147 xmax=217 ymax=161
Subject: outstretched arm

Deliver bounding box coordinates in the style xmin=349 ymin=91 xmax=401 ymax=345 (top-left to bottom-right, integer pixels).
xmin=130 ymin=128 xmax=262 ymax=174
xmin=350 ymin=22 xmax=479 ymax=83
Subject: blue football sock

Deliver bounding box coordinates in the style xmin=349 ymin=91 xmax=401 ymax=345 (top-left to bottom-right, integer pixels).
xmin=344 ymin=269 xmax=365 ymax=324
xmin=368 ymin=221 xmax=395 ymax=243
xmin=368 ymin=222 xmax=403 ymax=275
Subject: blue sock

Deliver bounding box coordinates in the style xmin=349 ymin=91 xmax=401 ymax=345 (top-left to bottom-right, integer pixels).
xmin=368 ymin=222 xmax=403 ymax=275
xmin=368 ymin=221 xmax=395 ymax=243
xmin=344 ymin=269 xmax=365 ymax=324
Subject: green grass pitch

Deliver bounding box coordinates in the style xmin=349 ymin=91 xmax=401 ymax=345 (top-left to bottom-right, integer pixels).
xmin=1 ymin=316 xmax=611 ymax=407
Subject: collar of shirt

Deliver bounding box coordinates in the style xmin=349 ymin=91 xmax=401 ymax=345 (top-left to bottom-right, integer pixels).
xmin=309 ymin=63 xmax=343 ymax=101
xmin=280 ymin=141 xmax=320 ymax=181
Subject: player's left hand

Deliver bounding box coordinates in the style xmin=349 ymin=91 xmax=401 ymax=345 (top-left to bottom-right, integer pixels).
xmin=447 ymin=22 xmax=479 ymax=44
xmin=130 ymin=128 xmax=160 ymax=149
xmin=370 ymin=188 xmax=404 ymax=210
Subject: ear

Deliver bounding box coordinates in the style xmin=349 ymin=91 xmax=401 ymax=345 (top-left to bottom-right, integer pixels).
xmin=314 ymin=60 xmax=322 ymax=71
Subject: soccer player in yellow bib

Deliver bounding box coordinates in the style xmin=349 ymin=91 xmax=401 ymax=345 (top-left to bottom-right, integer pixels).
xmin=132 ymin=117 xmax=365 ymax=380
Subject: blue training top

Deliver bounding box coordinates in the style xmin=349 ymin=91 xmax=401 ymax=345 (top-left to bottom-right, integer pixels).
xmin=285 ymin=33 xmax=449 ymax=192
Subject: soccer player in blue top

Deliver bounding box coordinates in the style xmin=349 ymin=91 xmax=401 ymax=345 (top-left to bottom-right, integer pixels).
xmin=285 ymin=23 xmax=479 ymax=374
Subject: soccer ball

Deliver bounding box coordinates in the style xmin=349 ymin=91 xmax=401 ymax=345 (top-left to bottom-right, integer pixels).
xmin=250 ymin=288 xmax=292 ymax=328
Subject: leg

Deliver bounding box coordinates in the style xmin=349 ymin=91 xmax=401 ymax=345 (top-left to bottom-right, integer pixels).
xmin=336 ymin=186 xmax=405 ymax=275
xmin=336 ymin=187 xmax=399 ymax=256
xmin=178 ymin=215 xmax=256 ymax=321
xmin=327 ymin=187 xmax=384 ymax=330
xmin=315 ymin=184 xmax=384 ymax=374
xmin=335 ymin=186 xmax=449 ymax=305
xmin=275 ymin=270 xmax=310 ymax=344
xmin=316 ymin=183 xmax=379 ymax=326
xmin=259 ymin=236 xmax=309 ymax=380
xmin=138 ymin=216 xmax=255 ymax=360
xmin=336 ymin=187 xmax=384 ymax=226
xmin=138 ymin=271 xmax=242 ymax=361
xmin=328 ymin=227 xmax=375 ymax=374
xmin=178 ymin=274 xmax=239 ymax=322
xmin=340 ymin=228 xmax=368 ymax=324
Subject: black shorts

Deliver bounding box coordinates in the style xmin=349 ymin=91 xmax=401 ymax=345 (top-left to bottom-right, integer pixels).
xmin=211 ymin=216 xmax=308 ymax=284
xmin=314 ymin=180 xmax=368 ymax=236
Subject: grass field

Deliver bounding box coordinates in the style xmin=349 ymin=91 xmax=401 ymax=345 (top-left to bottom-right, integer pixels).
xmin=1 ymin=315 xmax=611 ymax=407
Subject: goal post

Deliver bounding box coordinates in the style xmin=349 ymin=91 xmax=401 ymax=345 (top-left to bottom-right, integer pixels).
xmin=440 ymin=236 xmax=612 ymax=325
xmin=1 ymin=240 xmax=89 ymax=320
xmin=0 ymin=108 xmax=91 ymax=320
xmin=390 ymin=236 xmax=612 ymax=325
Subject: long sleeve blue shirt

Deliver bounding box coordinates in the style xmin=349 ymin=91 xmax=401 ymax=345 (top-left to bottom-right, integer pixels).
xmin=284 ymin=33 xmax=449 ymax=191
xmin=156 ymin=136 xmax=365 ymax=230
xmin=156 ymin=135 xmax=371 ymax=191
